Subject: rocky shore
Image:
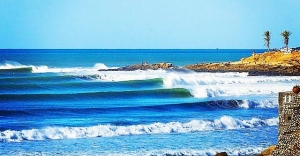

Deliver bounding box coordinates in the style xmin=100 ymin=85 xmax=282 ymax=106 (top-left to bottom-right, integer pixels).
xmin=99 ymin=51 xmax=300 ymax=76
xmin=184 ymin=63 xmax=300 ymax=76
xmin=99 ymin=62 xmax=178 ymax=71
xmin=185 ymin=51 xmax=300 ymax=76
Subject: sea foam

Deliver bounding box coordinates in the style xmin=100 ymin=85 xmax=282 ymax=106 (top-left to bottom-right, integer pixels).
xmin=0 ymin=61 xmax=28 ymax=69
xmin=0 ymin=61 xmax=109 ymax=73
xmin=162 ymin=72 xmax=300 ymax=98
xmin=9 ymin=147 xmax=266 ymax=156
xmin=0 ymin=116 xmax=278 ymax=142
xmin=3 ymin=147 xmax=267 ymax=156
xmin=144 ymin=147 xmax=265 ymax=156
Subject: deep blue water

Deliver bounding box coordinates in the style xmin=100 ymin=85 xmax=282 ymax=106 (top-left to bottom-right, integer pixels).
xmin=0 ymin=49 xmax=265 ymax=67
xmin=0 ymin=49 xmax=294 ymax=155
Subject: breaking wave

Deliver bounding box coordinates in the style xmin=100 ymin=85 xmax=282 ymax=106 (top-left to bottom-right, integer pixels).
xmin=163 ymin=72 xmax=300 ymax=86
xmin=163 ymin=72 xmax=300 ymax=98
xmin=0 ymin=116 xmax=278 ymax=142
xmin=0 ymin=61 xmax=109 ymax=73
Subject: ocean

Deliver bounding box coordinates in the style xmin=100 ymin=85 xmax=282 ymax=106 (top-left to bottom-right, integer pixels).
xmin=0 ymin=49 xmax=296 ymax=155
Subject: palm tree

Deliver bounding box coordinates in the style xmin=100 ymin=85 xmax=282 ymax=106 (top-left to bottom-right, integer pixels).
xmin=281 ymin=30 xmax=292 ymax=52
xmin=263 ymin=31 xmax=271 ymax=51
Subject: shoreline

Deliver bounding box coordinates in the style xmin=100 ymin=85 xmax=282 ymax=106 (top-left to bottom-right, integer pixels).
xmin=184 ymin=63 xmax=300 ymax=76
xmin=99 ymin=51 xmax=300 ymax=76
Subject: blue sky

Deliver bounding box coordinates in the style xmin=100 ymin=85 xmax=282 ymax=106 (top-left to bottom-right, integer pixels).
xmin=0 ymin=0 xmax=299 ymax=49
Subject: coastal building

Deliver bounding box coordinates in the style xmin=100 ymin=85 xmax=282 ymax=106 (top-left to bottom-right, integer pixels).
xmin=291 ymin=47 xmax=300 ymax=52
xmin=272 ymin=91 xmax=300 ymax=155
xmin=280 ymin=47 xmax=292 ymax=53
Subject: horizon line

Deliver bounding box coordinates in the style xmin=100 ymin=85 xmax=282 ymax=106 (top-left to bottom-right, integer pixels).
xmin=0 ymin=48 xmax=267 ymax=50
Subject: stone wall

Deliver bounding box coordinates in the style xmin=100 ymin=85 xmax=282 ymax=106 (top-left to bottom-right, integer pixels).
xmin=272 ymin=92 xmax=300 ymax=155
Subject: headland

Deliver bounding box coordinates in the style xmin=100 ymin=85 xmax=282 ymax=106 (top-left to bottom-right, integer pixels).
xmin=100 ymin=50 xmax=300 ymax=76
xmin=185 ymin=51 xmax=300 ymax=76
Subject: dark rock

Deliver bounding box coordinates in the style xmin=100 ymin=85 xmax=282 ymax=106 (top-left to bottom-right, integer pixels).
xmin=185 ymin=63 xmax=300 ymax=76
xmin=215 ymin=152 xmax=228 ymax=156
xmin=98 ymin=62 xmax=179 ymax=71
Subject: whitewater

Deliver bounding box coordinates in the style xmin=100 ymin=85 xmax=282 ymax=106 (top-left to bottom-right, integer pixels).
xmin=0 ymin=49 xmax=297 ymax=156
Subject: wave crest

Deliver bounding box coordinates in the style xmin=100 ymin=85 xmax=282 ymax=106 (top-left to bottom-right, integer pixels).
xmin=0 ymin=61 xmax=109 ymax=73
xmin=0 ymin=116 xmax=278 ymax=142
xmin=163 ymin=73 xmax=300 ymax=98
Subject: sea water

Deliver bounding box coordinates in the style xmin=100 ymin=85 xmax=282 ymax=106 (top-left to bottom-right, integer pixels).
xmin=0 ymin=49 xmax=296 ymax=155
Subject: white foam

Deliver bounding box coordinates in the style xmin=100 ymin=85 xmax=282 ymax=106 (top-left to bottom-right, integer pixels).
xmin=0 ymin=116 xmax=278 ymax=142
xmin=163 ymin=72 xmax=300 ymax=86
xmin=0 ymin=61 xmax=28 ymax=69
xmin=162 ymin=72 xmax=300 ymax=98
xmin=238 ymin=99 xmax=278 ymax=108
xmin=0 ymin=61 xmax=110 ymax=73
xmin=89 ymin=69 xmax=167 ymax=81
xmin=144 ymin=147 xmax=265 ymax=156
xmin=6 ymin=147 xmax=267 ymax=156
xmin=190 ymin=84 xmax=291 ymax=98
xmin=93 ymin=63 xmax=108 ymax=70
xmin=32 ymin=63 xmax=110 ymax=73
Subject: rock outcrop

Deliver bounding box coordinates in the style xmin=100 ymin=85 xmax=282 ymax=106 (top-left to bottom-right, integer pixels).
xmin=215 ymin=152 xmax=228 ymax=156
xmin=99 ymin=62 xmax=178 ymax=71
xmin=185 ymin=51 xmax=300 ymax=76
xmin=240 ymin=51 xmax=300 ymax=66
xmin=185 ymin=63 xmax=300 ymax=76
xmin=120 ymin=62 xmax=177 ymax=71
xmin=258 ymin=145 xmax=275 ymax=156
xmin=98 ymin=51 xmax=300 ymax=76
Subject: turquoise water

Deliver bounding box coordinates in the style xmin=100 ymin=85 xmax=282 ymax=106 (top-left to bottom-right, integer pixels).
xmin=0 ymin=49 xmax=296 ymax=155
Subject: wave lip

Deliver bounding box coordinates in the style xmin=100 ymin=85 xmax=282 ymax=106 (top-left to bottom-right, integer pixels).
xmin=0 ymin=116 xmax=278 ymax=142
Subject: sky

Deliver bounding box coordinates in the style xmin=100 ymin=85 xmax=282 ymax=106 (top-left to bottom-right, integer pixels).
xmin=0 ymin=0 xmax=299 ymax=49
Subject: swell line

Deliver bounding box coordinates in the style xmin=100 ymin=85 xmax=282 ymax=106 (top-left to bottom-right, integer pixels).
xmin=0 ymin=88 xmax=192 ymax=102
xmin=0 ymin=75 xmax=76 ymax=84
xmin=0 ymin=116 xmax=278 ymax=142
xmin=0 ymin=99 xmax=277 ymax=118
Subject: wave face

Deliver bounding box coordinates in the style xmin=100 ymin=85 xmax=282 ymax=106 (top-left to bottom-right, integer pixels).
xmin=0 ymin=88 xmax=192 ymax=103
xmin=0 ymin=100 xmax=277 ymax=119
xmin=0 ymin=116 xmax=278 ymax=142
